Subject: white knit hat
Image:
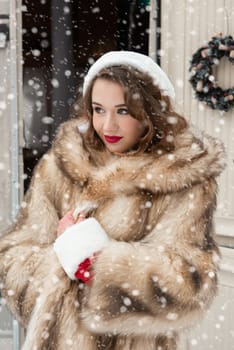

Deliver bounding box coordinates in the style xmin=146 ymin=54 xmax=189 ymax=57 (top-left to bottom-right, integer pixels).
xmin=83 ymin=51 xmax=175 ymax=99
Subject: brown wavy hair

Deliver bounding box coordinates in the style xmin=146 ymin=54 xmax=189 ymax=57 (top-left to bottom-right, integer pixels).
xmin=72 ymin=66 xmax=188 ymax=155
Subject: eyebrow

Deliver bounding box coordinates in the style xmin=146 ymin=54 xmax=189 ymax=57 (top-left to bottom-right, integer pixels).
xmin=92 ymin=102 xmax=127 ymax=107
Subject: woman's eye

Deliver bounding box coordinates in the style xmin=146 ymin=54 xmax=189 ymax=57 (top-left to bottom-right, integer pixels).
xmin=117 ymin=108 xmax=129 ymax=115
xmin=94 ymin=107 xmax=105 ymax=114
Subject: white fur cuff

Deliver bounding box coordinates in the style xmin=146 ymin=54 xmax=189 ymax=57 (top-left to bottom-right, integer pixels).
xmin=53 ymin=218 xmax=109 ymax=280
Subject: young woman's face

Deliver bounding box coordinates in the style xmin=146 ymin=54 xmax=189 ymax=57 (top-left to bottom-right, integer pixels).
xmin=92 ymin=78 xmax=145 ymax=154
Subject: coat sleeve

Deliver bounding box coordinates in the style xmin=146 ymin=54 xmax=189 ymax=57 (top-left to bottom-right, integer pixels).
xmin=82 ymin=178 xmax=220 ymax=336
xmin=0 ymin=152 xmax=62 ymax=326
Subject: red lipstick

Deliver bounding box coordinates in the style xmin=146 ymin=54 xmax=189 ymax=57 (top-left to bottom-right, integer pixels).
xmin=104 ymin=135 xmax=123 ymax=143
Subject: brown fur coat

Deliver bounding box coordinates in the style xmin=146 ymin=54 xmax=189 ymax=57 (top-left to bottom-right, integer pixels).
xmin=0 ymin=119 xmax=225 ymax=349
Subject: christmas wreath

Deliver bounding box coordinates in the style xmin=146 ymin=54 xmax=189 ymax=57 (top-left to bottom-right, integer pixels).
xmin=189 ymin=34 xmax=234 ymax=112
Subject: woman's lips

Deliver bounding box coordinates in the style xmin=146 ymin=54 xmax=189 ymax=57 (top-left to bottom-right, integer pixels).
xmin=104 ymin=135 xmax=123 ymax=143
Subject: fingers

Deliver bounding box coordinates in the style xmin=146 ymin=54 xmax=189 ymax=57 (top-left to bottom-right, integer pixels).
xmin=56 ymin=210 xmax=75 ymax=236
xmin=75 ymin=213 xmax=87 ymax=224
xmin=56 ymin=211 xmax=88 ymax=236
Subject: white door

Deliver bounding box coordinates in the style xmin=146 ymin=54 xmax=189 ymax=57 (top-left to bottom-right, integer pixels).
xmin=0 ymin=0 xmax=24 ymax=349
xmin=149 ymin=0 xmax=234 ymax=349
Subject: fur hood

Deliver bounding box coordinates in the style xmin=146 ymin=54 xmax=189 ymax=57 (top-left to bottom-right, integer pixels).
xmin=0 ymin=119 xmax=225 ymax=350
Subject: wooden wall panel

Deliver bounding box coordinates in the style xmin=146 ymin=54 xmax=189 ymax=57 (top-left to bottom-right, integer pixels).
xmin=161 ymin=0 xmax=234 ymax=237
xmin=159 ymin=2 xmax=234 ymax=349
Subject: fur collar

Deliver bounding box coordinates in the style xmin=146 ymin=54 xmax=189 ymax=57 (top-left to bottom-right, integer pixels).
xmin=53 ymin=119 xmax=226 ymax=198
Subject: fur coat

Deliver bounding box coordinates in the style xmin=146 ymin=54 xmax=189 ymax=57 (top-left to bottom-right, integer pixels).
xmin=0 ymin=119 xmax=225 ymax=349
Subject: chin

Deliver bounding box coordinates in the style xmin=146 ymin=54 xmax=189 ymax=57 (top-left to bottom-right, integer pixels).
xmin=107 ymin=147 xmax=123 ymax=154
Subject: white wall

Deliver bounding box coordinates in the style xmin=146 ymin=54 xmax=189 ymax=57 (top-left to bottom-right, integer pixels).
xmin=160 ymin=1 xmax=234 ymax=349
xmin=161 ymin=0 xmax=234 ymax=233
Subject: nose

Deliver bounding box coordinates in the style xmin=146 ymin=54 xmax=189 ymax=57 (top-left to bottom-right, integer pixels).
xmin=103 ymin=112 xmax=118 ymax=132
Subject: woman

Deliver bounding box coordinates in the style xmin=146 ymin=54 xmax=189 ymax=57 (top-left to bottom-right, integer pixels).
xmin=0 ymin=51 xmax=225 ymax=349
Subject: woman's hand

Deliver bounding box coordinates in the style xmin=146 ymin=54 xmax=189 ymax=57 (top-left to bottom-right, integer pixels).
xmin=55 ymin=210 xmax=104 ymax=283
xmin=54 ymin=217 xmax=109 ymax=282
xmin=57 ymin=210 xmax=87 ymax=237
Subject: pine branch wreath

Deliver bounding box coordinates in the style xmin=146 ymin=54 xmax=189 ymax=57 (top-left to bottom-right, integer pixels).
xmin=189 ymin=34 xmax=234 ymax=112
